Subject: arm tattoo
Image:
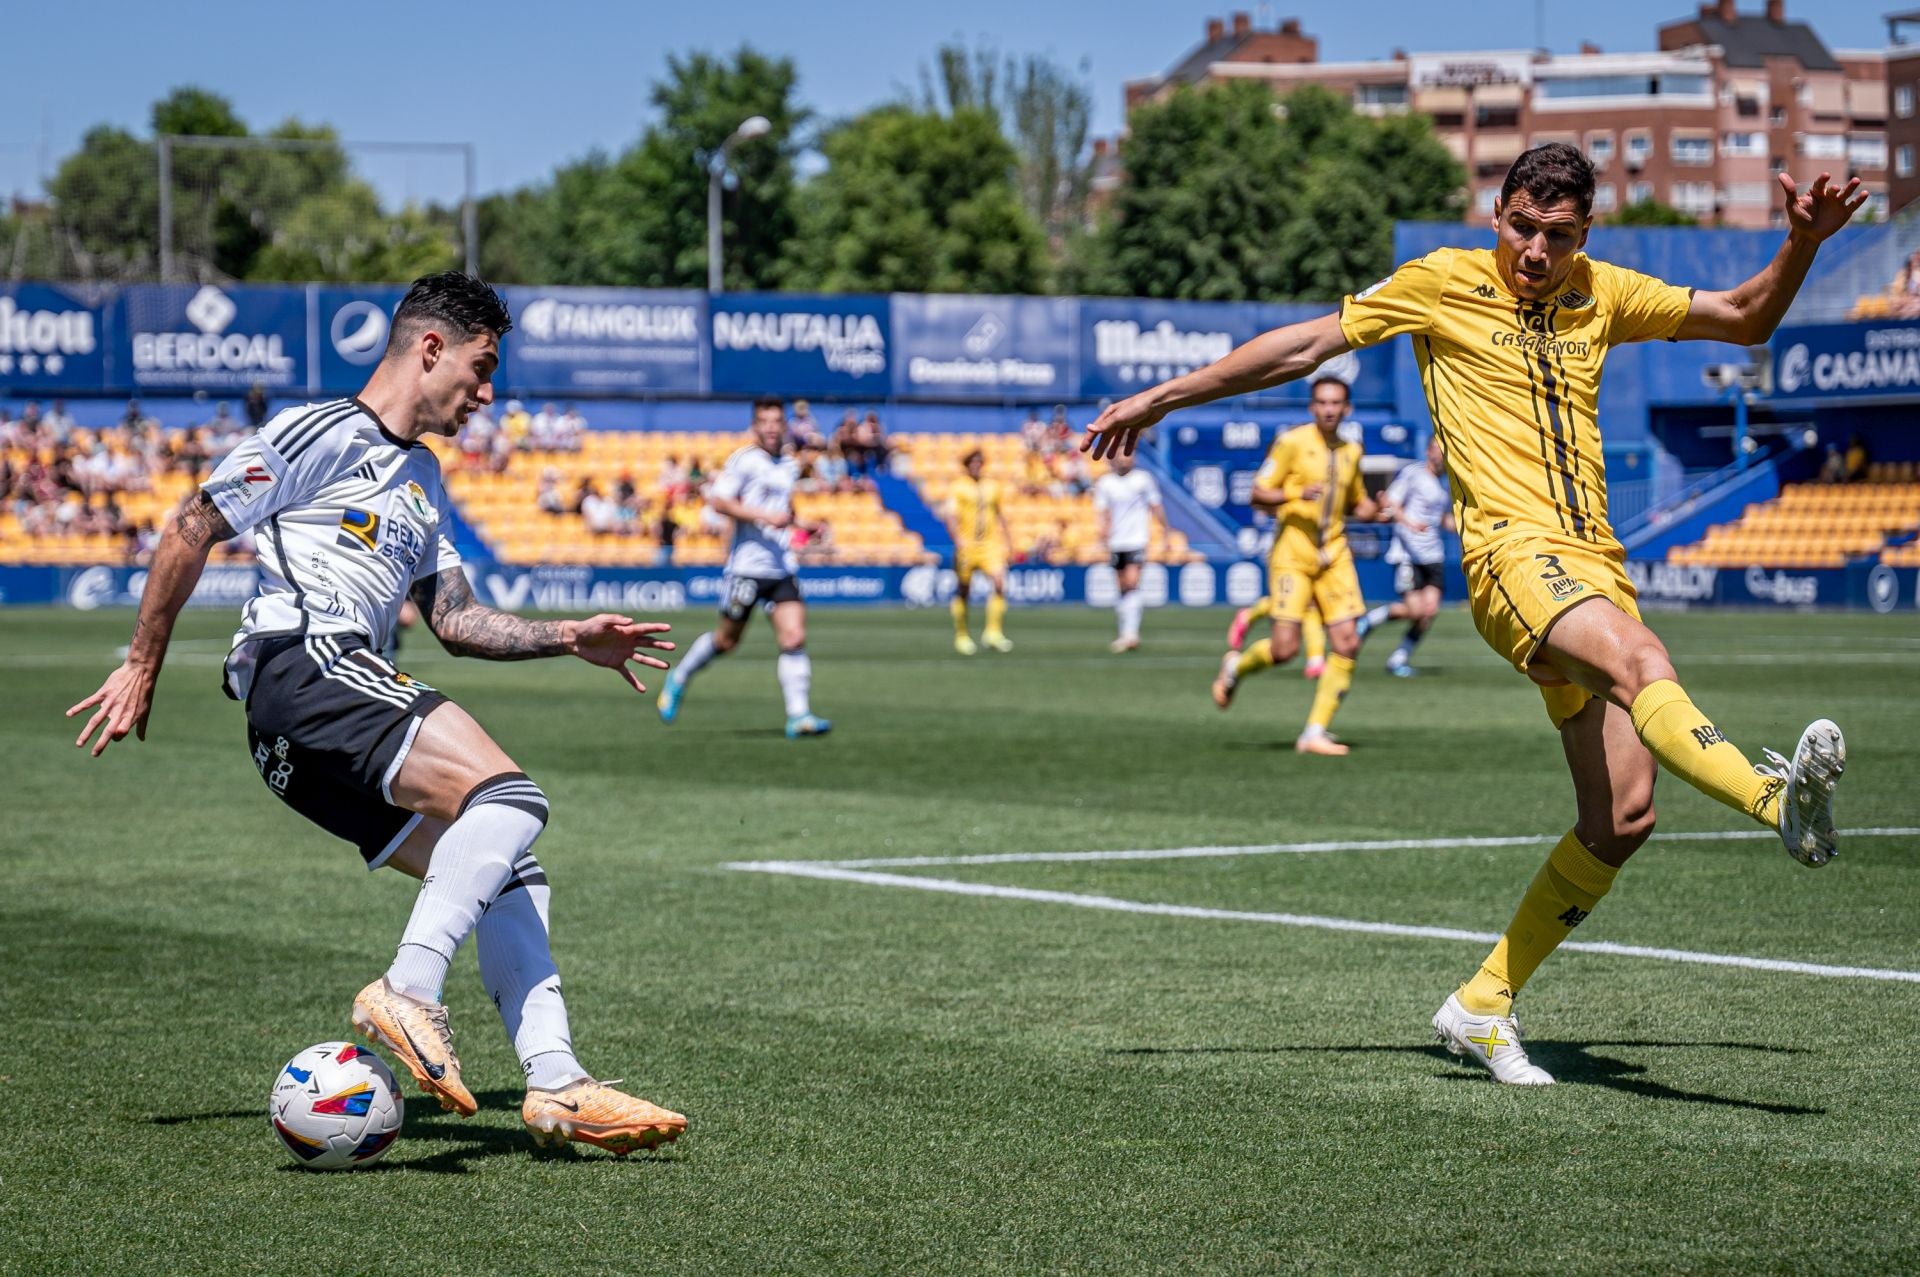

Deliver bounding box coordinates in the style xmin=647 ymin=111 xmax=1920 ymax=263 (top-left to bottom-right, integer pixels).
xmin=176 ymin=491 xmax=236 ymax=549
xmin=410 ymin=567 xmax=570 ymax=660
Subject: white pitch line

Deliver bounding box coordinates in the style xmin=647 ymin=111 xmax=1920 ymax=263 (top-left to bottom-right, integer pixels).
xmin=825 ymin=827 xmax=1920 ymax=870
xmin=724 ymin=860 xmax=1920 ymax=985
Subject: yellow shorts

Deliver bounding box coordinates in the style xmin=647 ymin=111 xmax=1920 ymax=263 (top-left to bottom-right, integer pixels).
xmin=1466 ymin=533 xmax=1641 ymax=728
xmin=955 ymin=545 xmax=1006 ymax=580
xmin=1268 ymin=549 xmax=1365 ymax=627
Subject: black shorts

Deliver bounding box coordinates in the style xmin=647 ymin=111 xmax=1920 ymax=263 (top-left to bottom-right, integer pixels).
xmin=720 ymin=573 xmax=803 ymax=622
xmin=243 ymin=635 xmax=449 ymax=867
xmin=1110 ymin=549 xmax=1144 ymax=572
xmin=1394 ymin=561 xmax=1445 ymax=596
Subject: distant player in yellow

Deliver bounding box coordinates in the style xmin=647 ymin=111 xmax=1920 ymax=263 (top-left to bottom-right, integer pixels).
xmin=1085 ymin=146 xmax=1863 ymax=1084
xmin=946 ymin=448 xmax=1014 ymax=655
xmin=1211 ymin=377 xmax=1384 ymax=756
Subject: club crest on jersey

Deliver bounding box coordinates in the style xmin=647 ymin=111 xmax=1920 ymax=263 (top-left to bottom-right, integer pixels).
xmin=338 ymin=508 xmax=381 ymax=552
xmin=401 ymin=480 xmax=433 ymax=522
xmin=1555 ymin=287 xmax=1595 ymax=310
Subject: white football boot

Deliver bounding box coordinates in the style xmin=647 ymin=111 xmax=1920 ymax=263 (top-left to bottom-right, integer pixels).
xmin=1432 ymin=993 xmax=1554 ymax=1085
xmin=1755 ymin=719 xmax=1846 ymax=868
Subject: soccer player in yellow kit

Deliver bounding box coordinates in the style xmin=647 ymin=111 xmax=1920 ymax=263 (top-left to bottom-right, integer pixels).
xmin=947 ymin=448 xmax=1014 ymax=655
xmin=1084 ymin=145 xmax=1864 ymax=1084
xmin=1212 ymin=377 xmax=1383 ymax=755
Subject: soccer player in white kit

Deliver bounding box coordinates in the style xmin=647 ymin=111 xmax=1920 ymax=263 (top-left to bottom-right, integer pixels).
xmin=655 ymin=395 xmax=831 ymax=738
xmin=1092 ymin=451 xmax=1166 ymax=653
xmin=68 ymin=273 xmax=687 ymax=1154
xmin=1355 ymin=434 xmax=1453 ymax=676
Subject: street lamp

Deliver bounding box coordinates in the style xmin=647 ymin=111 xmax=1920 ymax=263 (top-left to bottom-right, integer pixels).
xmin=708 ymin=115 xmax=772 ymax=293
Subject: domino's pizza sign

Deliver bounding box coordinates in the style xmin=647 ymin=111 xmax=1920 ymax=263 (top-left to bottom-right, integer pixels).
xmin=121 ymin=284 xmax=305 ymax=391
xmin=0 ymin=284 xmax=107 ymax=391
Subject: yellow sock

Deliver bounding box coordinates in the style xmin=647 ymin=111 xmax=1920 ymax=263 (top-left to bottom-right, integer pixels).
xmin=951 ymin=595 xmax=970 ymax=639
xmin=1629 ymin=679 xmax=1780 ymax=828
xmin=984 ymin=594 xmax=1007 ymax=640
xmin=1459 ymin=830 xmax=1618 ymax=1015
xmin=1303 ymin=611 xmax=1327 ymax=664
xmin=1305 ymin=653 xmax=1354 ymax=731
xmin=1235 ymin=638 xmax=1275 ymax=680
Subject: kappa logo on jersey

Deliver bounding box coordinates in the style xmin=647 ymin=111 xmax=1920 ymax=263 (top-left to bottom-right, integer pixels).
xmin=338 ymin=509 xmax=382 ymax=553
xmin=1471 ymin=283 xmax=1499 ymax=299
xmin=225 ymin=464 xmax=277 ymax=506
xmin=1555 ymin=287 xmax=1596 ymax=310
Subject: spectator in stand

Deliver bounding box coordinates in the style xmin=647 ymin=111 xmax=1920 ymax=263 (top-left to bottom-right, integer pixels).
xmin=1844 ymin=433 xmax=1871 ymax=483
xmin=19 ymin=401 xmax=45 ymax=442
xmin=612 ymin=472 xmax=645 ymax=532
xmin=1021 ymin=443 xmax=1054 ymax=497
xmin=1045 ymin=405 xmax=1074 ymax=455
xmin=44 ymin=399 xmax=77 ymax=442
xmin=1020 ymin=407 xmax=1048 ymax=453
xmin=658 ymin=454 xmax=689 ymax=505
xmin=570 ymin=476 xmax=595 ymax=516
xmin=205 ymin=402 xmax=246 ymax=453
xmin=1055 ymin=448 xmax=1091 ymax=497
xmin=832 ymin=411 xmax=864 ymax=477
xmin=245 ymin=381 xmax=271 ymax=429
xmin=857 ymin=410 xmax=890 ymax=474
xmin=1818 ymin=444 xmax=1846 ymax=484
xmin=790 ymin=399 xmax=825 ymax=448
xmin=0 ymin=408 xmax=15 ymax=448
xmin=528 ymin=402 xmax=561 ymax=451
xmin=500 ymin=399 xmax=532 ymax=449
xmin=120 ymin=400 xmax=151 ymax=434
xmin=489 ymin=421 xmax=515 ymax=473
xmin=457 ymin=404 xmax=497 ymax=468
xmin=129 ymin=519 xmax=161 ymax=565
xmin=580 ymin=480 xmax=623 ymax=536
xmin=536 ymin=467 xmax=568 ymax=515
xmin=557 ymin=404 xmax=586 ymax=452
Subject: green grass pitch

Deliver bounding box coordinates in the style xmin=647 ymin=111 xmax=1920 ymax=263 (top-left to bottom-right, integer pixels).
xmin=2 ymin=605 xmax=1917 ymax=1274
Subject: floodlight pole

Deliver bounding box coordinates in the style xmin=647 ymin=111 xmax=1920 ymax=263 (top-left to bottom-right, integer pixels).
xmin=706 ymin=116 xmax=772 ymax=293
xmin=157 ymin=136 xmax=174 ymax=284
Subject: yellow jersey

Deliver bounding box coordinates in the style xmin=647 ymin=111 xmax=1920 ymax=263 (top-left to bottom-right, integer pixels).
xmin=1254 ymin=423 xmax=1367 ymax=567
xmin=1338 ymin=247 xmax=1691 ymax=560
xmin=949 ymin=475 xmax=1004 ymax=548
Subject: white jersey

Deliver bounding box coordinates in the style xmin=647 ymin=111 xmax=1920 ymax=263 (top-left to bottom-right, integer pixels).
xmin=1386 ymin=461 xmax=1451 ymax=566
xmin=710 ymin=444 xmax=798 ymax=579
xmin=1093 ymin=469 xmax=1162 ymax=553
xmin=205 ymin=399 xmax=461 ymax=676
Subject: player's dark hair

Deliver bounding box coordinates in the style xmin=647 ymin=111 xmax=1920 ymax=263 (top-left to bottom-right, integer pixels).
xmin=751 ymin=394 xmax=786 ymax=417
xmin=1309 ymin=375 xmax=1351 ymax=400
xmin=385 ymin=272 xmax=512 ymax=358
xmin=962 ymin=448 xmax=984 ymax=467
xmin=1499 ymin=143 xmax=1596 ymax=220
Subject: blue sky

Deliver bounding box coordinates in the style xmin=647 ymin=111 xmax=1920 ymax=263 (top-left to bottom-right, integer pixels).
xmin=2 ymin=0 xmax=1890 ymax=203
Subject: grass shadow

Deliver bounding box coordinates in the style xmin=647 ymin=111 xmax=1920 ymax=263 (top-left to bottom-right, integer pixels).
xmin=1107 ymin=1041 xmax=1823 ymax=1115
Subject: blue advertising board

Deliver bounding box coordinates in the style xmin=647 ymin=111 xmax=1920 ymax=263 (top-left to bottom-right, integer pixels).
xmin=1772 ymin=318 xmax=1920 ymax=404
xmin=502 ymin=286 xmax=704 ymax=395
xmin=114 ymin=283 xmax=309 ymax=394
xmin=314 ymin=285 xmax=407 ymax=394
xmin=890 ymin=294 xmax=1077 ymax=401
xmin=710 ymin=292 xmax=889 ymax=397
xmin=0 ymin=283 xmax=111 ymax=393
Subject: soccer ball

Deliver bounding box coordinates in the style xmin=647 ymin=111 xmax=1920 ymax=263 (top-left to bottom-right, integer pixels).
xmin=269 ymin=1042 xmax=404 ymax=1170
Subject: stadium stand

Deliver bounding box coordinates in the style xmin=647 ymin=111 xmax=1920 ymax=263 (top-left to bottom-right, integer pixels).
xmin=1667 ymin=476 xmax=1920 ymax=570
xmin=435 ymin=430 xmax=929 ymax=568
xmin=897 ymin=432 xmax=1203 ymax=565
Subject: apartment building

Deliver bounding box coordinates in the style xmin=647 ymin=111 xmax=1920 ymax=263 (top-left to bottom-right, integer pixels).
xmin=1124 ymin=3 xmax=1888 ymax=226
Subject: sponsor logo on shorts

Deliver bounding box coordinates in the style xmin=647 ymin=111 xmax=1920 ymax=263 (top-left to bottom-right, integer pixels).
xmin=1547 ymin=576 xmax=1585 ymax=601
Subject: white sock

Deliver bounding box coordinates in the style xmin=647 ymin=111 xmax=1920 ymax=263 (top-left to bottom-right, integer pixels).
xmin=386 ymin=773 xmax=549 ymax=1003
xmin=777 ymin=647 xmax=811 ymax=717
xmin=1365 ymin=604 xmax=1394 ymax=628
xmin=1118 ymin=591 xmax=1143 ymax=641
xmin=476 ymin=852 xmax=586 ymax=1091
xmin=674 ymin=631 xmax=721 ymax=683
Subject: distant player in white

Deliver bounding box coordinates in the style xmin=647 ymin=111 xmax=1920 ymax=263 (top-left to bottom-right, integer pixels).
xmin=656 ymin=395 xmax=831 ymax=738
xmin=1354 ymin=435 xmax=1453 ymax=676
xmin=1092 ymin=451 xmax=1166 ymax=653
xmin=68 ymin=273 xmax=688 ymax=1155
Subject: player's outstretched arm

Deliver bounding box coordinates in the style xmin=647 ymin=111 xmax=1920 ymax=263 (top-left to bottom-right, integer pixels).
xmin=67 ymin=490 xmax=234 ymax=756
xmin=409 ymin=567 xmax=674 ymax=691
xmin=1083 ymin=313 xmax=1350 ymax=460
xmin=1678 ymin=172 xmax=1867 ymax=345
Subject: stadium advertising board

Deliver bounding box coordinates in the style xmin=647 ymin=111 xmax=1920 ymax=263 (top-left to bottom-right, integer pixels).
xmin=116 ymin=284 xmax=308 ymax=393
xmin=501 ymin=287 xmax=704 ymax=395
xmin=0 ymin=283 xmax=109 ymax=393
xmin=1772 ymin=319 xmax=1920 ymax=403
xmin=710 ymin=293 xmax=889 ymax=397
xmin=315 ymin=286 xmax=407 ymax=393
xmin=1079 ymin=299 xmax=1260 ymax=401
xmin=890 ymin=294 xmax=1076 ymax=400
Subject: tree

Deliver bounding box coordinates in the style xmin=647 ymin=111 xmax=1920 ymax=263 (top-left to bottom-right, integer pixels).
xmin=786 ymin=105 xmax=1047 ymax=294
xmin=1085 ymin=81 xmax=1465 ymax=301
xmin=1610 ymin=198 xmax=1701 ymax=227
